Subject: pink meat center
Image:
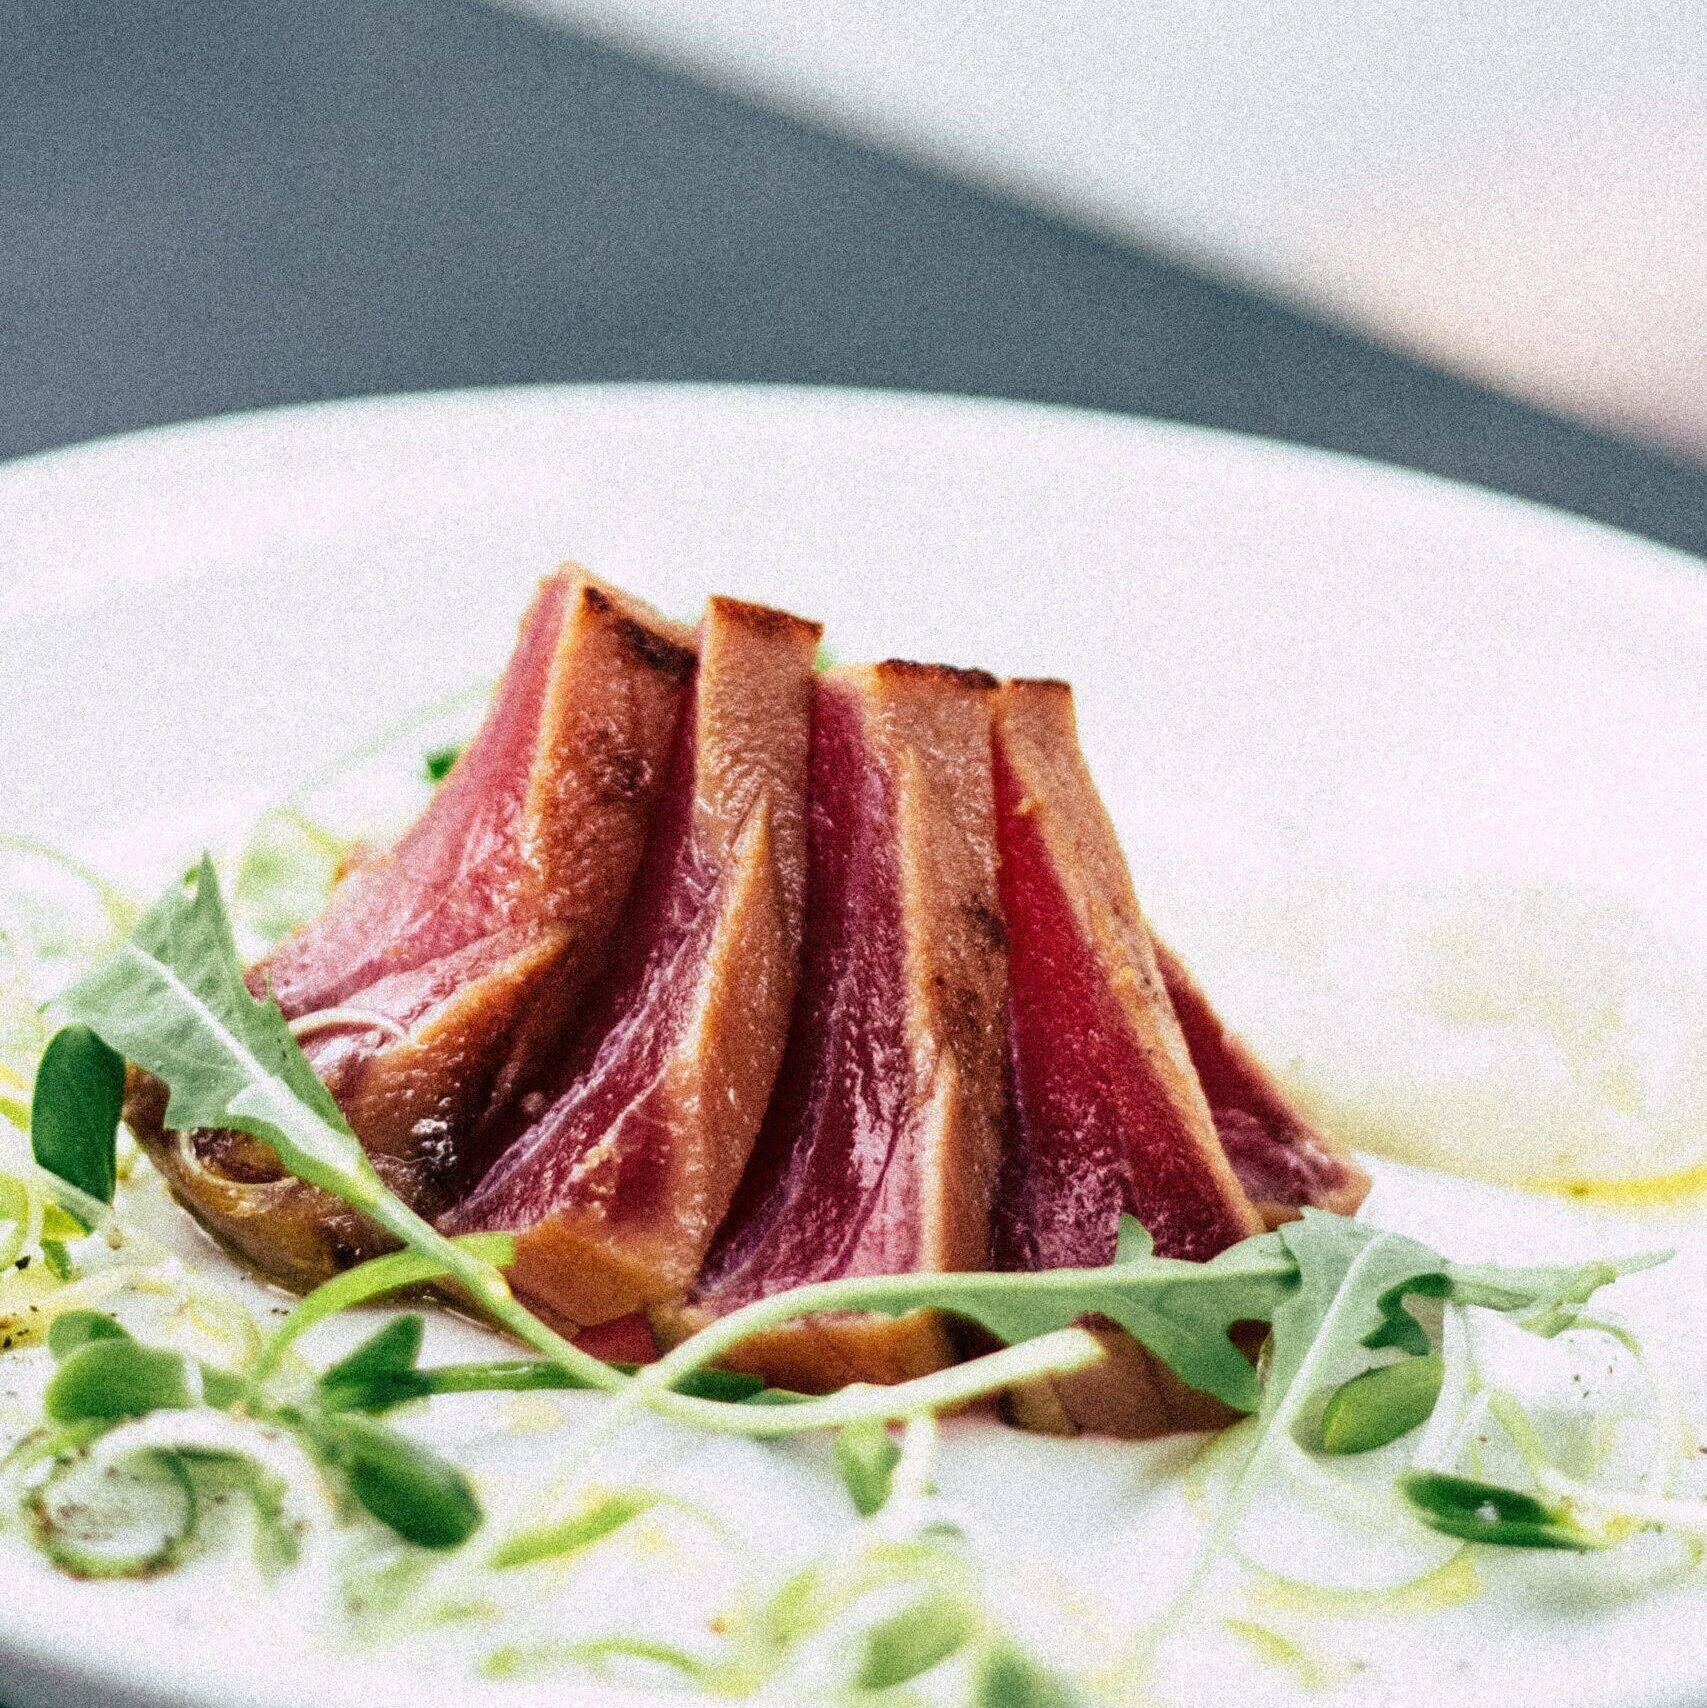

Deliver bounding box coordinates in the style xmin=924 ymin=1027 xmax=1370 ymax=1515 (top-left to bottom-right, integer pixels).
xmin=261 ymin=575 xmax=569 ymax=1018
xmin=447 ymin=684 xmax=720 ymax=1230
xmin=992 ymin=740 xmax=1251 ymax=1267
xmin=693 ymin=681 xmax=916 ymax=1308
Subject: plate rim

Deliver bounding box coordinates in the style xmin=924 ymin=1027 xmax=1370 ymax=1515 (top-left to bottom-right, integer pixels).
xmin=2 ymin=379 xmax=1703 ymax=616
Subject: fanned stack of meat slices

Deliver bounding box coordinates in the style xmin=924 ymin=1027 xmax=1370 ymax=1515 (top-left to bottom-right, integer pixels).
xmin=130 ymin=570 xmax=1368 ymax=1434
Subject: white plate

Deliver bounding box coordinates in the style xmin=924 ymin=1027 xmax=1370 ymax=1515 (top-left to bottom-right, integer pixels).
xmin=2 ymin=384 xmax=1706 ymax=1708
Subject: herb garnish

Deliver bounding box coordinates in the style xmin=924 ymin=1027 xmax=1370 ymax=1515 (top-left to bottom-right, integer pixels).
xmin=26 ymin=1306 xmax=482 ymax=1551
xmin=29 ymin=1023 xmax=124 ymax=1204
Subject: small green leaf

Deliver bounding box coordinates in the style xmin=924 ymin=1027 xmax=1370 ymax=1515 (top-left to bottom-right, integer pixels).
xmin=47 ymin=1311 xmax=131 ymax=1360
xmin=56 ymin=856 xmax=375 ymax=1201
xmin=974 ymin=1642 xmax=1080 ymax=1708
xmin=423 ymin=745 xmax=464 ymax=783
xmin=491 ymin=1489 xmax=658 ymax=1570
xmin=1400 ymin=1472 xmax=1607 ymax=1551
xmin=316 ymin=1315 xmax=426 ymax=1410
xmin=1113 ymin=1215 xmax=1155 ymax=1264
xmin=833 ymin=1417 xmax=903 ymax=1517
xmin=854 ymin=1593 xmax=978 ymax=1691
xmin=1319 ymin=1353 xmax=1444 ymax=1455
xmin=30 ymin=1025 xmax=125 ymax=1204
xmin=41 ymin=1203 xmax=89 ymax=1241
xmin=314 ymin=1413 xmax=481 ymax=1550
xmin=46 ymin=1340 xmax=198 ymax=1421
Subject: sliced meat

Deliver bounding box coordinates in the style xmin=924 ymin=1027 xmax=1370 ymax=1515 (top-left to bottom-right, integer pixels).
xmin=128 ymin=571 xmax=695 ymax=1290
xmin=991 ymin=678 xmax=1264 ymax=1437
xmin=659 ymin=662 xmax=1009 ymax=1389
xmin=444 ymin=598 xmax=821 ymax=1332
xmin=1151 ymin=934 xmax=1370 ymax=1225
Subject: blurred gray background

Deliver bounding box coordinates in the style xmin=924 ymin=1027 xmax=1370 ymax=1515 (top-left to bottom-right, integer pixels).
xmin=2 ymin=0 xmax=1705 ymax=553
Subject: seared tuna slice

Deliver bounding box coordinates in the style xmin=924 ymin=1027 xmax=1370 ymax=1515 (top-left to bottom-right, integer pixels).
xmin=662 ymin=662 xmax=1009 ymax=1390
xmin=1150 ymin=934 xmax=1370 ymax=1225
xmin=129 ymin=571 xmax=695 ymax=1290
xmin=991 ymin=678 xmax=1264 ymax=1436
xmin=444 ymin=598 xmax=821 ymax=1332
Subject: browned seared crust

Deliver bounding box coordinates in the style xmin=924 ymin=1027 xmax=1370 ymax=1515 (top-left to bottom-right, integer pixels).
xmin=1150 ymin=933 xmax=1371 ymax=1224
xmin=875 ymin=664 xmax=1010 ymax=1277
xmin=128 ymin=571 xmax=695 ymax=1293
xmin=1003 ymin=1322 xmax=1239 ymax=1438
xmin=657 ymin=661 xmax=1008 ymax=1388
xmin=995 ymin=678 xmax=1262 ymax=1438
xmin=708 ymin=1311 xmax=957 ymax=1393
xmin=501 ymin=597 xmax=821 ymax=1326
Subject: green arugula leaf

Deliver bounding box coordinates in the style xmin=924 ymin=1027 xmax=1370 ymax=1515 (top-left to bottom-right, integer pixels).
xmin=636 ymin=1231 xmax=1293 ymax=1423
xmin=1131 ymin=1208 xmax=1644 ymax=1659
xmin=30 ymin=1024 xmax=125 ymax=1203
xmin=833 ymin=1417 xmax=903 ymax=1517
xmin=1319 ymin=1352 xmax=1444 ymax=1454
xmin=1400 ymin=1471 xmax=1608 ymax=1551
xmin=56 ymin=856 xmax=372 ymax=1200
xmin=1448 ymin=1253 xmax=1669 ymax=1338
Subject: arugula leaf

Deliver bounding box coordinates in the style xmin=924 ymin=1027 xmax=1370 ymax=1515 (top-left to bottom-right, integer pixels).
xmin=1131 ymin=1209 xmax=1645 ymax=1658
xmin=56 ymin=856 xmax=374 ymax=1201
xmin=634 ymin=1223 xmax=1291 ymax=1423
xmin=1319 ymin=1353 xmax=1443 ymax=1454
xmin=30 ymin=1024 xmax=125 ymax=1203
xmin=1400 ymin=1472 xmax=1608 ymax=1551
xmin=833 ymin=1418 xmax=903 ymax=1517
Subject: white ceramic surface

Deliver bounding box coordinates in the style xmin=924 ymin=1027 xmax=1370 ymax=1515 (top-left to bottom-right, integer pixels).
xmin=2 ymin=384 xmax=1706 ymax=1708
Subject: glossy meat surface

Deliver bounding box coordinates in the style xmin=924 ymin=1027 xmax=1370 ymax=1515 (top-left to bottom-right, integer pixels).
xmin=992 ymin=685 xmax=1260 ymax=1269
xmin=446 ymin=598 xmax=819 ymax=1328
xmin=676 ymin=663 xmax=1008 ymax=1389
xmin=691 ymin=678 xmax=914 ymax=1302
